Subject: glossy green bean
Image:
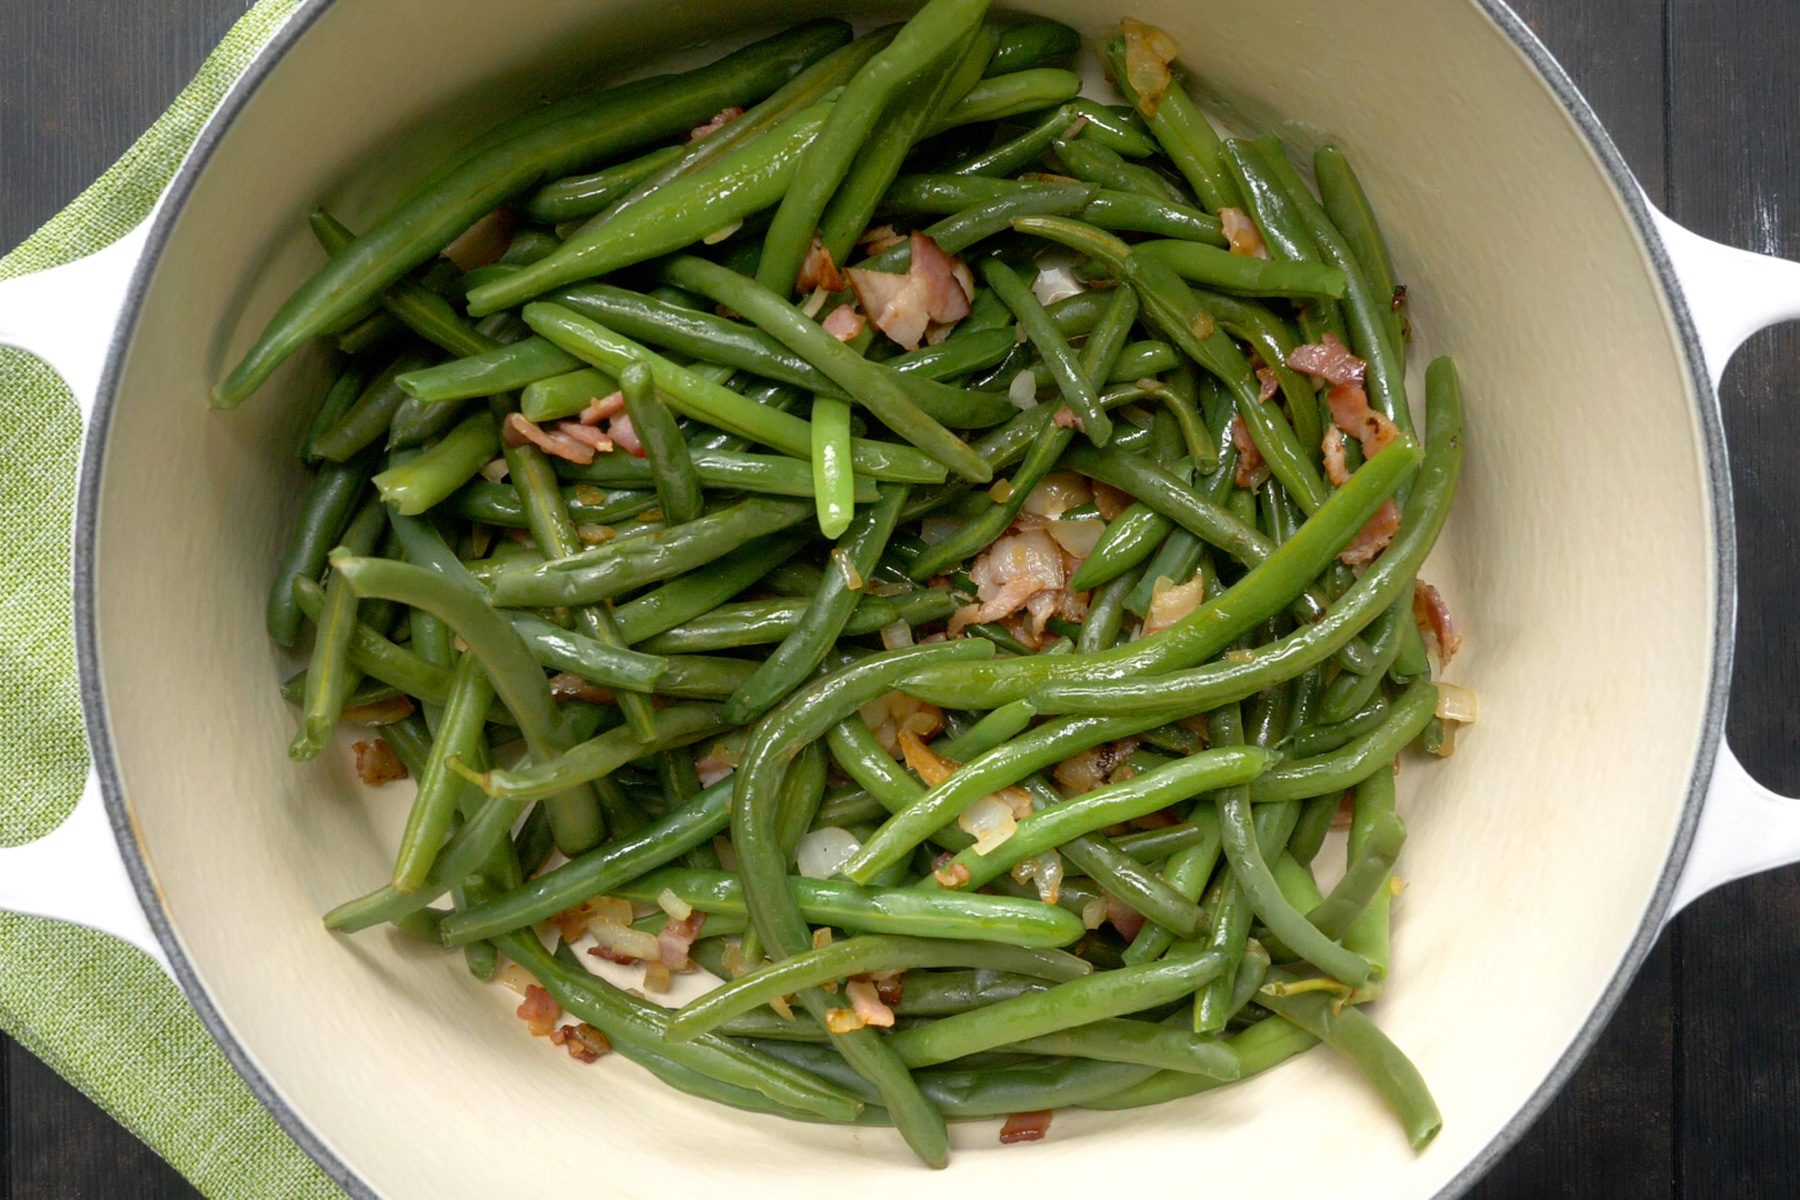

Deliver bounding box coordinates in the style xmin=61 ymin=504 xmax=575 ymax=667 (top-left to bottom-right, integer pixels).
xmin=923 ymin=68 xmax=1082 ymax=136
xmin=983 ymin=256 xmax=1109 ymax=444
xmin=1314 ymin=145 xmax=1405 ymax=361
xmin=395 ymin=337 xmax=580 ymax=404
xmin=1122 ymin=807 xmax=1223 ymax=965
xmin=1004 ymin=1017 xmax=1238 ymax=1078
xmin=615 ymin=360 xmax=701 ymax=524
xmin=1052 ymin=136 xmax=1187 ymax=205
xmin=1134 ymin=239 xmax=1346 ymax=298
xmin=522 ymin=143 xmax=687 ymax=223
xmin=1059 ymin=832 xmax=1204 ymax=936
xmin=267 ymin=459 xmax=367 ymax=647
xmin=391 ymin=653 xmax=494 ymax=892
xmin=861 ymin=183 xmax=1100 ymax=275
xmin=518 ymin=368 xmax=615 ymax=422
xmin=811 ymin=396 xmax=856 ymax=538
xmin=1078 ymin=1015 xmax=1317 ymax=1110
xmin=370 ymin=411 xmax=498 ymax=516
xmin=300 ymin=363 xmax=366 ymax=463
xmin=311 ymin=350 xmax=433 ymax=463
xmin=1249 ymin=681 xmax=1435 ymax=804
xmin=454 ymin=704 xmax=728 ymax=802
xmin=444 ymin=481 xmax=655 ymax=528
xmin=289 ymin=497 xmax=386 ymax=760
xmin=986 ymin=19 xmax=1078 ymax=74
xmin=640 ymin=589 xmax=957 ymax=654
xmin=1098 ymin=35 xmax=1240 ymax=212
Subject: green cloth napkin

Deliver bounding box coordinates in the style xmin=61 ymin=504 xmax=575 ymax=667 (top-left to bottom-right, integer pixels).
xmin=0 ymin=2 xmax=344 ymax=1195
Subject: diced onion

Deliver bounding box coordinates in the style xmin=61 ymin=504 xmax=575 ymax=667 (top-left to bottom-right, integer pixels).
xmin=642 ymin=962 xmax=673 ymax=993
xmin=958 ymin=795 xmax=1019 ymax=855
xmin=1022 ymin=471 xmax=1092 ymax=518
xmin=702 ymin=220 xmax=743 ymax=245
xmin=796 ymin=827 xmax=862 ymax=879
xmin=1010 ymin=851 xmax=1064 ymax=905
xmin=496 ymin=962 xmax=536 ymax=995
xmin=656 ymin=888 xmax=693 ymax=921
xmin=989 ymin=479 xmax=1015 ymax=503
xmin=478 ymin=457 xmax=510 ymax=484
xmin=589 ymin=896 xmax=634 ymax=928
xmin=1046 ymin=517 xmax=1106 ymax=560
xmin=880 ymin=619 xmax=914 ymax=650
xmin=1080 ymin=897 xmax=1108 ymax=929
xmin=1436 ymin=682 xmax=1479 ymax=724
xmin=590 ymin=920 xmax=662 ymax=963
xmin=1031 ymin=261 xmax=1084 ymax=307
xmin=1008 ymin=370 xmax=1040 ymax=410
xmin=800 ymin=286 xmax=831 ymax=318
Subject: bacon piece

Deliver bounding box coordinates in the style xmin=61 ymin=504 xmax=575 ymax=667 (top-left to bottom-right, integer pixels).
xmin=1256 ymin=366 xmax=1279 ymax=402
xmin=549 ymin=1022 xmax=611 ymax=1063
xmin=351 ymin=738 xmax=407 ymax=785
xmin=587 ymin=944 xmax=639 ymax=967
xmin=1414 ymin=581 xmax=1461 ymax=666
xmin=867 ymin=969 xmax=906 ymax=1008
xmin=1000 ymin=1110 xmax=1053 ymax=1145
xmin=1119 ymin=17 xmax=1178 ymax=115
xmin=689 ymin=105 xmax=743 ymax=141
xmin=556 ymin=421 xmax=614 ymax=453
xmin=1091 ymin=481 xmax=1132 ymax=521
xmin=933 ymin=855 xmax=972 ymax=888
xmin=1052 ymin=405 xmax=1080 ymax=430
xmin=657 ymin=911 xmax=706 ymax=970
xmin=1326 ymin=381 xmax=1399 ymax=459
xmin=1288 ymin=333 xmax=1367 ymax=387
xmin=845 ymin=979 xmax=896 ymax=1029
xmin=504 ymin=412 xmax=597 ymax=465
xmin=549 ymin=672 xmax=615 ymax=704
xmin=515 ymin=985 xmax=560 ymax=1038
xmin=578 ymin=391 xmax=626 ymax=426
xmin=1231 ymin=415 xmax=1270 ymax=490
xmin=797 ymin=237 xmax=849 ymax=294
xmin=1340 ymin=498 xmax=1401 ymax=567
xmin=1054 ymin=739 xmax=1140 ymax=796
xmin=845 ymin=232 xmax=974 ymax=350
xmin=1322 ymin=426 xmax=1352 ymax=486
xmin=1104 ymin=896 xmax=1146 ymax=941
xmin=822 ymin=303 xmax=865 ymax=342
xmin=1219 ymin=207 xmax=1270 ymax=259
xmin=694 ymin=741 xmax=737 ymax=786
xmin=1142 ymin=574 xmax=1208 ymax=637
xmin=949 ymin=529 xmax=1070 ymax=638
xmin=606 ymin=414 xmax=645 ymax=457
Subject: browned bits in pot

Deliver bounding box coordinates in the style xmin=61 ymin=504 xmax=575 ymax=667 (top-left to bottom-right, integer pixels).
xmin=352 ymin=738 xmax=408 ymax=785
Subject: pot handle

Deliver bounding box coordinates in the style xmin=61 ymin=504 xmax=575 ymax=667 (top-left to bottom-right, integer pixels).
xmin=0 ymin=224 xmax=172 ymax=972
xmin=1653 ymin=207 xmax=1800 ymax=914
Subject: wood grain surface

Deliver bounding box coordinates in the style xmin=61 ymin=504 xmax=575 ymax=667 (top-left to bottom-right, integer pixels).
xmin=1 ymin=1 xmax=1795 ymax=1196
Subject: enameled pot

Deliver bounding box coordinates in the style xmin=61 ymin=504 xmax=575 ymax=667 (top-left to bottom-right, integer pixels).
xmin=3 ymin=2 xmax=1799 ymax=1196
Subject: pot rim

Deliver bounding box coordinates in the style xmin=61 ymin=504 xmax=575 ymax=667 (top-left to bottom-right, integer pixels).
xmin=68 ymin=2 xmax=1733 ymax=1196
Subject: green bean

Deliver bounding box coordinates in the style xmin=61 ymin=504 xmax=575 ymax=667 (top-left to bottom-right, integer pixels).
xmin=1052 ymin=136 xmax=1187 ymax=205
xmin=454 ymin=704 xmax=728 ymax=802
xmin=1082 ymin=190 xmax=1225 ymax=243
xmin=503 ymin=613 xmax=748 ymax=700
xmin=444 ymin=481 xmax=655 ymax=528
xmin=724 ymin=484 xmax=908 ymax=723
xmin=641 ymin=589 xmax=957 ymax=655
xmin=861 ymin=184 xmax=1101 ymax=275
xmin=987 ymin=19 xmax=1078 ymax=74
xmin=290 ymin=497 xmax=385 ymax=760
xmin=522 ymin=302 xmax=947 ymax=484
xmin=1059 ymin=833 xmax=1204 ymax=936
xmin=522 ymin=143 xmax=687 ymax=223
xmin=311 ymin=350 xmax=433 ymax=463
xmin=329 ymin=553 xmax=602 ymax=853
xmin=662 ymin=257 xmax=991 ymax=482
xmin=892 ymin=970 xmax=1050 ymax=1015
xmin=1343 ymin=768 xmax=1398 ymax=974
xmin=610 ymin=535 xmax=801 ymax=644
xmin=1306 ymin=802 xmax=1404 ymax=939
xmin=935 ymin=700 xmax=1036 ymax=762
xmin=391 ymin=653 xmax=494 ymax=892
xmin=334 ymin=310 xmax=398 ymax=355
xmin=668 ymin=933 xmax=1086 ymax=1040
xmin=613 ymin=360 xmax=700 ymax=525
xmin=369 ymin=411 xmax=498 ymax=516
xmin=289 ymin=576 xmax=471 ymax=712
xmin=310 ymin=210 xmax=489 ymax=356
xmin=923 ymin=68 xmax=1082 ymax=136
xmin=1078 ymin=1015 xmax=1318 ymax=1110
xmin=983 ymin=257 xmax=1110 ymax=444
xmin=1123 ymin=528 xmax=1205 ymax=619
xmin=1321 ymin=608 xmax=1405 ymax=724
xmin=1069 ymin=504 xmax=1170 ymax=592
xmin=1249 ymin=681 xmax=1435 ymax=804
xmin=922 ymin=747 xmax=1272 ymax=892
xmin=1134 ymin=239 xmax=1346 ymax=299
xmin=300 ymin=363 xmax=366 ymax=463
xmin=1220 ymin=137 xmax=1348 ymax=346
xmin=948 ymin=104 xmax=1084 ymax=177
xmin=1287 ymin=792 xmax=1340 ymax=867
xmin=756 ymin=0 xmax=990 ymax=296
xmin=1098 ymin=35 xmax=1240 ymax=213
xmin=268 ymin=459 xmax=368 ymax=647
xmin=213 ymin=21 xmax=849 ymax=396
xmin=775 ymin=742 xmax=830 ymax=860
xmin=1122 ymin=808 xmax=1223 ymax=965
xmin=811 ymin=396 xmax=856 ymax=538
xmin=489 ymin=495 xmax=813 ymax=607
xmin=1003 ymin=1017 xmax=1238 ymax=1078
xmin=508 ymin=934 xmax=866 ymax=1121
xmin=888 ymin=950 xmax=1229 ymax=1068
xmin=1254 ymin=976 xmax=1440 ymax=1148
xmin=395 ymin=337 xmax=580 ymax=404
xmin=1288 ymin=693 xmax=1392 ymax=758
xmin=1312 ymin=146 xmax=1405 ymax=359
xmin=518 ymin=368 xmax=614 ymax=422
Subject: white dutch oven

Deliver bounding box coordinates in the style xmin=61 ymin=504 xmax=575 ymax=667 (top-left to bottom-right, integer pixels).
xmin=1 ymin=1 xmax=1798 ymax=1196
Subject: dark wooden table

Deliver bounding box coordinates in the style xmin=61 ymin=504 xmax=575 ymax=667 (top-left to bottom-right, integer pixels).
xmin=3 ymin=2 xmax=1796 ymax=1196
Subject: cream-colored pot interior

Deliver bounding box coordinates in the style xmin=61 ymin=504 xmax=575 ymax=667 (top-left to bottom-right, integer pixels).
xmin=86 ymin=0 xmax=1714 ymax=1196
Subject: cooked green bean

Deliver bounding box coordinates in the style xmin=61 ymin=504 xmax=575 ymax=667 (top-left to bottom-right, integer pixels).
xmin=1003 ymin=1017 xmax=1238 ymax=1078
xmin=370 ymin=410 xmax=498 ymax=516
xmin=1134 ymin=239 xmax=1346 ymax=298
xmin=1053 ymin=136 xmax=1187 ymax=205
xmin=390 ymin=653 xmax=493 ymax=892
xmin=522 ymin=143 xmax=687 ymax=224
xmin=268 ymin=458 xmax=367 ymax=647
xmin=981 ymin=256 xmax=1109 ymax=445
xmin=289 ymin=497 xmax=386 ymax=760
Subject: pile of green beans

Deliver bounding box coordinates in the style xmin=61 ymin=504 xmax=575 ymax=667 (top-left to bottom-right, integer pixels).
xmin=233 ymin=7 xmax=1466 ymax=1166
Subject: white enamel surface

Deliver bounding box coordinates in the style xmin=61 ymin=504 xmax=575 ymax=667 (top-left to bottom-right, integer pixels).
xmin=66 ymin=0 xmax=1754 ymax=1196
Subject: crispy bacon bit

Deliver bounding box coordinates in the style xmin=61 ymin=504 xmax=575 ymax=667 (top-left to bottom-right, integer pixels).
xmin=1219 ymin=207 xmax=1270 ymax=259
xmin=1104 ymin=896 xmax=1146 ymax=941
xmin=1326 ymin=381 xmax=1399 ymax=459
xmin=797 ymin=236 xmax=850 ymax=294
xmin=515 ymin=985 xmax=560 ymax=1038
xmin=949 ymin=529 xmax=1084 ymax=642
xmin=1091 ymin=482 xmax=1132 ymax=521
xmin=1054 ymin=739 xmax=1140 ymax=796
xmin=1340 ymin=498 xmax=1401 ymax=567
xmin=845 ymin=232 xmax=974 ymax=350
xmin=1119 ymin=17 xmax=1178 ymax=115
xmin=504 ymin=412 xmax=599 ymax=465
xmin=548 ymin=672 xmax=615 ymax=705
xmin=868 ymin=969 xmax=906 ymax=1008
xmin=1288 ymin=334 xmax=1367 ymax=387
xmin=689 ymin=105 xmax=743 ymax=141
xmin=1231 ymin=416 xmax=1270 ymax=490
xmin=343 ymin=694 xmax=417 ymax=726
xmin=1052 ymin=405 xmax=1080 ymax=430
xmin=822 ymin=303 xmax=865 ymax=342
xmin=1130 ymin=808 xmax=1176 ymax=829
xmin=1142 ymin=573 xmax=1208 ymax=637
xmin=352 ymin=738 xmax=408 ymax=785
xmin=578 ymin=391 xmax=626 ymax=426
xmin=587 ymin=943 xmax=639 ymax=967
xmin=1000 ymin=1110 xmax=1053 ymax=1145
xmin=1322 ymin=426 xmax=1352 ymax=486
xmin=1256 ymin=366 xmax=1279 ymax=402
xmin=1331 ymin=791 xmax=1356 ymax=830
xmin=845 ymin=979 xmax=897 ymax=1029
xmin=933 ymin=855 xmax=972 ymax=888
xmin=860 ymin=692 xmax=946 ymax=756
xmin=1391 ymin=283 xmax=1408 ymax=311
xmin=824 ymin=1007 xmax=867 ymax=1034
xmin=549 ymin=1022 xmax=611 ymax=1063
xmin=444 ymin=207 xmax=520 ymax=271
xmin=859 ymin=223 xmax=906 ymax=254
xmin=1414 ymin=581 xmax=1461 ymax=666
xmin=658 ymin=911 xmax=706 ymax=970
xmin=607 ymin=414 xmax=645 ymax=457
